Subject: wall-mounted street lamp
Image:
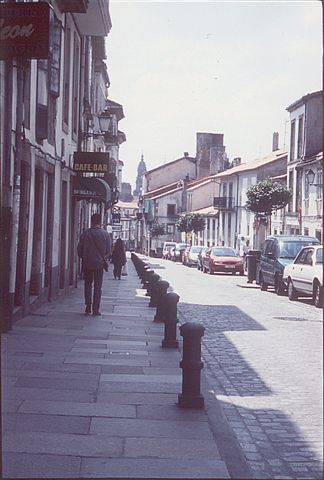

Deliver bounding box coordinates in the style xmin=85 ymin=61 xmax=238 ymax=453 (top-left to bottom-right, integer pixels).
xmin=98 ymin=110 xmax=114 ymax=136
xmin=81 ymin=110 xmax=115 ymax=140
xmin=305 ymin=168 xmax=320 ymax=186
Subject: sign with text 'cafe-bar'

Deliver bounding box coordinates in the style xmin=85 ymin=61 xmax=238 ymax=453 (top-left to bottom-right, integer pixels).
xmin=73 ymin=152 xmax=109 ymax=173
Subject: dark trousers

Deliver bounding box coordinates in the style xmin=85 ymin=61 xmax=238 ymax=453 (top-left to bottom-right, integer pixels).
xmin=113 ymin=263 xmax=123 ymax=279
xmin=84 ymin=269 xmax=103 ymax=313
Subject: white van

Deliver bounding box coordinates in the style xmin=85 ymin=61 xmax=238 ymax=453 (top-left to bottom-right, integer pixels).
xmin=162 ymin=241 xmax=176 ymax=259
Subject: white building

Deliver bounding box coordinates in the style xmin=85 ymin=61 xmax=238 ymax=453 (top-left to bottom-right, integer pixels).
xmin=285 ymin=90 xmax=323 ymax=242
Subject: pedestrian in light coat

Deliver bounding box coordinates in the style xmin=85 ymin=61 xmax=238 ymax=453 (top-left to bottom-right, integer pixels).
xmin=111 ymin=238 xmax=126 ymax=280
xmin=77 ymin=213 xmax=111 ymax=316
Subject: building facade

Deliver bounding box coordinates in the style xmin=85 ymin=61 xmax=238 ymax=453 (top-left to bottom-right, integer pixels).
xmin=285 ymin=90 xmax=323 ymax=242
xmin=0 ymin=0 xmax=125 ymax=331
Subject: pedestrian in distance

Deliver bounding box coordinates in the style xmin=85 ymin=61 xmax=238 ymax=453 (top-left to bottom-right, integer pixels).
xmin=243 ymin=239 xmax=250 ymax=271
xmin=111 ymin=238 xmax=126 ymax=280
xmin=77 ymin=213 xmax=111 ymax=316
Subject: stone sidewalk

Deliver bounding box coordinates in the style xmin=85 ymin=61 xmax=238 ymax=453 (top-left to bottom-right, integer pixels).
xmin=1 ymin=258 xmax=250 ymax=479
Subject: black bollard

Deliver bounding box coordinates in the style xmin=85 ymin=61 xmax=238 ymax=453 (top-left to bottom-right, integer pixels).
xmin=178 ymin=323 xmax=205 ymax=409
xmin=162 ymin=292 xmax=179 ymax=348
xmin=154 ymin=280 xmax=170 ymax=322
xmin=144 ymin=270 xmax=156 ymax=296
xmin=140 ymin=264 xmax=150 ymax=286
xmin=148 ymin=273 xmax=160 ymax=306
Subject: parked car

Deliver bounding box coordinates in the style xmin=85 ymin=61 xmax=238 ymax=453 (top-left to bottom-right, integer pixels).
xmin=162 ymin=241 xmax=176 ymax=259
xmin=283 ymin=245 xmax=323 ymax=307
xmin=184 ymin=246 xmax=203 ymax=267
xmin=259 ymin=235 xmax=320 ymax=295
xmin=171 ymin=243 xmax=189 ymax=262
xmin=202 ymin=246 xmax=244 ymax=275
xmin=197 ymin=246 xmax=209 ymax=271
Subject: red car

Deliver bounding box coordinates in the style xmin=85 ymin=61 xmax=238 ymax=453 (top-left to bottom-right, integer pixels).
xmin=202 ymin=246 xmax=244 ymax=275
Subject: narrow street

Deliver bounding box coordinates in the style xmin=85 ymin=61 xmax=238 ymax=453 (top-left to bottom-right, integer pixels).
xmin=148 ymin=257 xmax=323 ymax=479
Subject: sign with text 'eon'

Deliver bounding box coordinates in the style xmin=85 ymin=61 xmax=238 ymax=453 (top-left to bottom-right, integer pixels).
xmin=73 ymin=152 xmax=109 ymax=173
xmin=0 ymin=2 xmax=50 ymax=60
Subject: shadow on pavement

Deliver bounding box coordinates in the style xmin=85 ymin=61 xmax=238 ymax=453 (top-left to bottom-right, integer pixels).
xmin=178 ymin=304 xmax=270 ymax=396
xmin=216 ymin=398 xmax=324 ymax=479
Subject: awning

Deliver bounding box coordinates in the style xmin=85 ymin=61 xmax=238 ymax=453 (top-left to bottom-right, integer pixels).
xmin=73 ymin=176 xmax=111 ymax=205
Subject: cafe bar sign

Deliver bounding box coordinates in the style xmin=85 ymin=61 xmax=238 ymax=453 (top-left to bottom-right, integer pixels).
xmin=0 ymin=2 xmax=50 ymax=60
xmin=73 ymin=152 xmax=109 ymax=173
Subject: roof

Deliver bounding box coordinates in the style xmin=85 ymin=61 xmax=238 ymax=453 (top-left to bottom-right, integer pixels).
xmin=190 ymin=205 xmax=219 ymax=216
xmin=213 ymin=148 xmax=288 ymax=179
xmin=145 ymin=155 xmax=196 ymax=176
xmin=148 ymin=186 xmax=182 ymax=200
xmin=286 ymin=90 xmax=323 ymax=112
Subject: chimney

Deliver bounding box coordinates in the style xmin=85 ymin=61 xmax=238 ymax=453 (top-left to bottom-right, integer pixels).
xmin=184 ymin=152 xmax=189 ymax=157
xmin=272 ymin=132 xmax=279 ymax=151
xmin=232 ymin=157 xmax=241 ymax=167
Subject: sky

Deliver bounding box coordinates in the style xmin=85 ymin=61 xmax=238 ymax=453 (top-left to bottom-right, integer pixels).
xmin=106 ymin=0 xmax=322 ymax=187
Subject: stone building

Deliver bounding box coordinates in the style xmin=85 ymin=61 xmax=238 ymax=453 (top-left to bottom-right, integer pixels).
xmin=0 ymin=0 xmax=124 ymax=330
xmin=285 ymin=90 xmax=323 ymax=242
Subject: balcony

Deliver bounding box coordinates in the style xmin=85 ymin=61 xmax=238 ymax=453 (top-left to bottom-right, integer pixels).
xmin=56 ymin=0 xmax=89 ymax=13
xmin=73 ymin=0 xmax=112 ymax=37
xmin=213 ymin=196 xmax=235 ymax=210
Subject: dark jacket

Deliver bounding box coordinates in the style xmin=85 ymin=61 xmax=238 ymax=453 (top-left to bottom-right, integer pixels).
xmin=111 ymin=244 xmax=126 ymax=266
xmin=77 ymin=227 xmax=111 ymax=271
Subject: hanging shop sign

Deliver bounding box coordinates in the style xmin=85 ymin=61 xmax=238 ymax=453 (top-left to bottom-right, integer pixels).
xmin=0 ymin=2 xmax=50 ymax=59
xmin=73 ymin=176 xmax=111 ymax=204
xmin=73 ymin=152 xmax=109 ymax=173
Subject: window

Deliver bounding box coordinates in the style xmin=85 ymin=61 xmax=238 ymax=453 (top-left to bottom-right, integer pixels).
xmin=167 ymin=204 xmax=176 ymax=216
xmin=222 ymin=183 xmax=227 ymax=197
xmin=290 ymin=120 xmax=296 ymax=161
xmin=288 ymin=170 xmax=293 ymax=212
xmin=304 ymin=173 xmax=309 ymax=200
xmin=315 ymin=230 xmax=322 ymax=243
xmin=304 ymin=250 xmax=313 ymax=266
xmin=316 ymin=248 xmax=323 ymax=264
xmin=295 ymin=248 xmax=308 ymax=265
xmin=166 ymin=224 xmax=175 ymax=234
xmin=297 ymin=115 xmax=304 ymax=159
xmin=47 ymin=94 xmax=56 ymax=146
xmin=304 ymin=227 xmax=309 ymax=236
xmin=317 ymin=169 xmax=322 ymax=199
xmin=23 ymin=60 xmax=31 ymax=130
xmin=49 ymin=14 xmax=62 ymax=97
xmin=62 ymin=26 xmax=71 ymax=129
xmin=36 ymin=60 xmax=48 ymax=140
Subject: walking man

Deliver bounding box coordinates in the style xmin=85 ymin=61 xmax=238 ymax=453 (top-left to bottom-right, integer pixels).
xmin=77 ymin=213 xmax=111 ymax=316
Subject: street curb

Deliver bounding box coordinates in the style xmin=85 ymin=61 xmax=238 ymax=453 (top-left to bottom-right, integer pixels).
xmin=201 ymin=373 xmax=255 ymax=480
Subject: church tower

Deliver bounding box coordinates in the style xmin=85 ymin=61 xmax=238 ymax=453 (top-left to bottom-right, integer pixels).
xmin=133 ymin=153 xmax=147 ymax=196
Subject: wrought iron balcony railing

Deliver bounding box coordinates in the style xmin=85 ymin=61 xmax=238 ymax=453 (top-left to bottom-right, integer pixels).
xmin=213 ymin=196 xmax=235 ymax=210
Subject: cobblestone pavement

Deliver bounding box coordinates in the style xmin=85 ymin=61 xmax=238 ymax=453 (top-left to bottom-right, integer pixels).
xmin=148 ymin=258 xmax=323 ymax=479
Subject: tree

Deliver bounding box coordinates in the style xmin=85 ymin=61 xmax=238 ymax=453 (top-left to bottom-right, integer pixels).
xmin=150 ymin=222 xmax=165 ymax=237
xmin=176 ymin=213 xmax=205 ymax=234
xmin=245 ymin=177 xmax=291 ymax=215
xmin=190 ymin=214 xmax=206 ymax=234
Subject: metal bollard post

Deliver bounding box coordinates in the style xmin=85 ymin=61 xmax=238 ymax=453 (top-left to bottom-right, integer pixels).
xmin=162 ymin=292 xmax=179 ymax=348
xmin=141 ymin=264 xmax=150 ymax=286
xmin=154 ymin=280 xmax=169 ymax=323
xmin=148 ymin=273 xmax=160 ymax=306
xmin=178 ymin=323 xmax=205 ymax=409
xmin=144 ymin=270 xmax=156 ymax=296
